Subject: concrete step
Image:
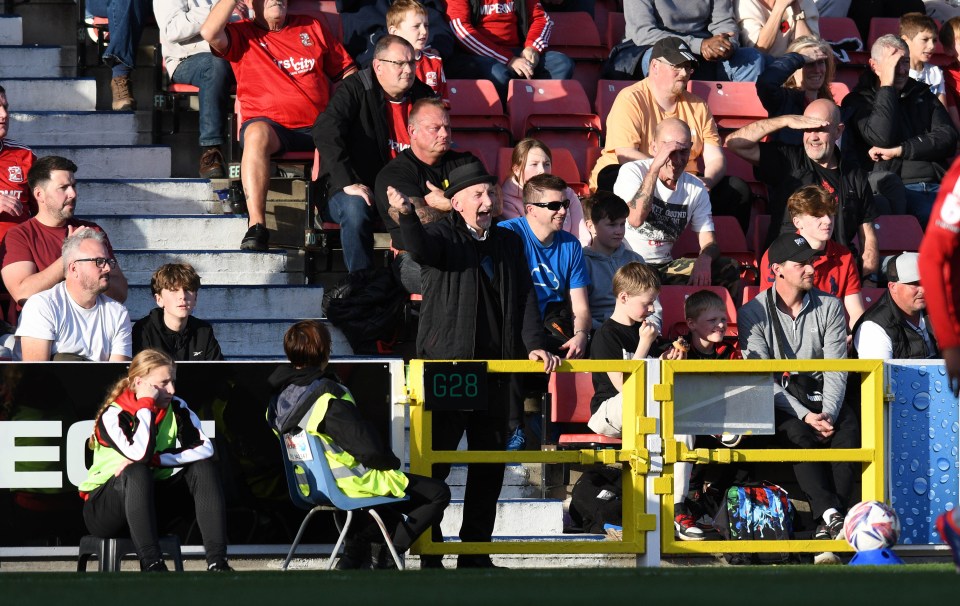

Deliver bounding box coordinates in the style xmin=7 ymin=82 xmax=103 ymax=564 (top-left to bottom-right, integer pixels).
xmin=34 ymin=146 xmax=171 ymax=179
xmin=440 ymin=499 xmax=564 ymax=537
xmin=0 ymin=45 xmax=62 ymax=78
xmin=210 ymin=320 xmax=352 ymax=359
xmin=116 ymin=250 xmax=300 ymax=285
xmin=11 ymin=110 xmax=146 ymax=146
xmin=124 ymin=284 xmax=325 ymax=321
xmin=91 ymin=215 xmax=247 ymax=250
xmin=0 ymin=77 xmax=96 ymax=111
xmin=78 ymin=179 xmax=220 ymax=214
xmin=0 ymin=15 xmax=23 ymax=46
xmin=441 ymin=464 xmax=543 ymax=499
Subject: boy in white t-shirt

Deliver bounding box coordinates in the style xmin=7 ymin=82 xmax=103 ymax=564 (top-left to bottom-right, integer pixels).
xmin=387 ymin=0 xmax=447 ymax=105
xmin=901 ymin=12 xmax=948 ymax=108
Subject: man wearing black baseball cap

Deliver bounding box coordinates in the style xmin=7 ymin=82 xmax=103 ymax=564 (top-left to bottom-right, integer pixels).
xmin=387 ymin=160 xmax=559 ymax=569
xmin=739 ymin=232 xmax=856 ymax=564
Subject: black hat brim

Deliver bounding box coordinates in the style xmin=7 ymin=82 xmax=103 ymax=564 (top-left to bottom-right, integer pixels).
xmin=444 ymin=174 xmax=498 ymax=199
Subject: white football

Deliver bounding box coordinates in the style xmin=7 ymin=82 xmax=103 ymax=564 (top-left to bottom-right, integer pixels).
xmin=843 ymin=500 xmax=901 ymax=552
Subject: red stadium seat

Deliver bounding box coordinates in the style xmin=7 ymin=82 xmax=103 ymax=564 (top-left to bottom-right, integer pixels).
xmin=547 ymin=12 xmax=607 ymax=105
xmin=819 ymin=17 xmax=869 ymax=64
xmin=747 ymin=214 xmax=771 ymax=264
xmin=507 ymin=79 xmax=602 ymax=178
xmin=829 ymin=81 xmax=851 ymax=106
xmin=742 ymin=285 xmax=760 ymax=307
xmin=447 ymin=78 xmax=512 ymax=145
xmin=671 ymin=217 xmax=759 ymax=284
xmin=721 ymin=147 xmax=769 ymax=215
xmin=547 ymin=372 xmax=621 ymax=448
xmin=287 ymin=0 xmax=343 ymax=40
xmin=605 ymin=12 xmax=625 ymax=51
xmin=688 ymin=80 xmax=768 ymax=131
xmin=871 ymin=214 xmax=924 ymax=255
xmin=866 ymin=16 xmax=951 ymax=65
xmin=658 ymin=285 xmax=738 ymax=339
xmin=595 ymin=79 xmax=632 ymax=136
xmin=860 ymin=287 xmax=886 ymax=309
xmin=455 ymin=142 xmax=499 ymax=175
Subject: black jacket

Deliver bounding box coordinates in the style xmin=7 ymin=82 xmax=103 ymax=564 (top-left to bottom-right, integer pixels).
xmin=851 ymin=290 xmax=938 ymax=360
xmin=266 ymin=365 xmax=401 ymax=471
xmin=841 ymin=70 xmax=958 ymax=183
xmin=312 ymin=67 xmax=435 ymax=196
xmin=756 ymin=52 xmax=815 ymax=146
xmin=397 ymin=210 xmax=544 ymax=360
xmin=132 ymin=308 xmax=224 ymax=361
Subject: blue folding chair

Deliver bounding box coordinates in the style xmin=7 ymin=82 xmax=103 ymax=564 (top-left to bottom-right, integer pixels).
xmin=279 ymin=429 xmax=409 ymax=570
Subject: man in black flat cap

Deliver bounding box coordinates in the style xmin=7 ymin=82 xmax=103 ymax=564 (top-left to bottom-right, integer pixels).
xmin=739 ymin=232 xmax=856 ymax=565
xmin=387 ymin=160 xmax=559 ymax=569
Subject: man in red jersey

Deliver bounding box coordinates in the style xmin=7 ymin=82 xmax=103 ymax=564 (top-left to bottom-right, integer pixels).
xmin=918 ymin=157 xmax=960 ymax=397
xmin=202 ymin=0 xmax=357 ymax=251
xmin=0 ymin=85 xmax=36 ymax=244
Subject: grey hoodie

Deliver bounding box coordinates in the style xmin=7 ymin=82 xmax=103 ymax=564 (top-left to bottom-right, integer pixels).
xmin=583 ymin=244 xmax=663 ymax=332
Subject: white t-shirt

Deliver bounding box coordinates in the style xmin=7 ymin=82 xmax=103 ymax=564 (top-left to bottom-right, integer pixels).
xmin=15 ymin=281 xmax=132 ymax=361
xmin=910 ymin=63 xmax=945 ymax=97
xmin=612 ymin=159 xmax=715 ymax=264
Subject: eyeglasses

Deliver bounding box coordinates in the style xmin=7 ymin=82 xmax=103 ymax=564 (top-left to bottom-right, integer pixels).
xmin=73 ymin=257 xmax=117 ymax=269
xmin=378 ymin=58 xmax=416 ymax=69
xmin=528 ymin=199 xmax=570 ymax=211
xmin=659 ymin=59 xmax=696 ymax=73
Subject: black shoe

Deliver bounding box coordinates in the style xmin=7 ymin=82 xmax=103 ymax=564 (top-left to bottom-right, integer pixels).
xmin=371 ymin=543 xmax=401 ymax=569
xmin=207 ymin=559 xmax=234 ymax=572
xmin=142 ymin=559 xmax=169 ymax=572
xmin=240 ymin=223 xmax=269 ymax=251
xmin=419 ymin=555 xmax=445 ymax=569
xmin=457 ymin=555 xmax=501 ymax=569
xmin=335 ymin=540 xmax=372 ymax=570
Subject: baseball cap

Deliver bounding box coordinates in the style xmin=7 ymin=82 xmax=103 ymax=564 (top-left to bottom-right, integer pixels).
xmin=650 ymin=37 xmax=699 ymax=68
xmin=886 ymin=252 xmax=920 ymax=284
xmin=767 ymin=233 xmax=823 ymax=265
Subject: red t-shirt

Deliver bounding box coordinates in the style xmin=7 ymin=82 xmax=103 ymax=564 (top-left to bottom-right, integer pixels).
xmin=919 ymin=157 xmax=960 ymax=349
xmin=1 ymin=218 xmax=112 ymax=272
xmin=759 ymin=239 xmax=861 ymax=299
xmin=417 ymin=48 xmax=448 ymax=104
xmin=0 ymin=140 xmax=36 ymax=242
xmin=217 ymin=14 xmax=355 ymax=129
xmin=384 ymin=97 xmax=412 ymax=159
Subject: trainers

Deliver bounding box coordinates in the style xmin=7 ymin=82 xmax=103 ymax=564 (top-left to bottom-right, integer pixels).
xmin=142 ymin=559 xmax=168 ymax=572
xmin=240 ymin=223 xmax=269 ymax=251
xmin=335 ymin=540 xmax=372 ymax=570
xmin=505 ymin=427 xmax=525 ymax=451
xmin=814 ymin=551 xmax=841 ymax=565
xmin=604 ymin=523 xmax=623 ymax=541
xmin=207 ymin=559 xmax=234 ymax=572
xmin=936 ymin=510 xmax=960 ymax=572
xmin=714 ymin=433 xmax=742 ymax=447
xmin=110 ymin=76 xmax=136 ymax=111
xmin=199 ymin=147 xmax=226 ymax=179
xmin=674 ymin=512 xmax=705 ymax=541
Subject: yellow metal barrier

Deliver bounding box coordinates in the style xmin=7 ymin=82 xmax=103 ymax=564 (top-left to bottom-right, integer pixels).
xmin=407 ymin=359 xmax=656 ymax=556
xmin=656 ymin=359 xmax=885 ymax=556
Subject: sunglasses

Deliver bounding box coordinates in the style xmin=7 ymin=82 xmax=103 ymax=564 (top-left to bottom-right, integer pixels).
xmin=528 ymin=199 xmax=570 ymax=211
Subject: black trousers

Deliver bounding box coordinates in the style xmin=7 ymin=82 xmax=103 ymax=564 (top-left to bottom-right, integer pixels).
xmin=83 ymin=459 xmax=228 ymax=565
xmin=774 ymin=403 xmax=860 ymax=520
xmin=346 ymin=473 xmax=451 ymax=553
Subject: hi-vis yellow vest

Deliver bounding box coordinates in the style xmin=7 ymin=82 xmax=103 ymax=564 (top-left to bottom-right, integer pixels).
xmin=297 ymin=389 xmax=408 ymax=499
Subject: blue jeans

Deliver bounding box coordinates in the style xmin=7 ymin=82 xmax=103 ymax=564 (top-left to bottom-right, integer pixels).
xmin=323 ymin=191 xmax=377 ymax=273
xmin=641 ymin=45 xmax=764 ymax=82
xmin=904 ymin=182 xmax=939 ymax=228
xmin=170 ymin=53 xmax=234 ymax=147
xmin=446 ymin=49 xmax=575 ymax=101
xmin=86 ymin=0 xmax=152 ymax=77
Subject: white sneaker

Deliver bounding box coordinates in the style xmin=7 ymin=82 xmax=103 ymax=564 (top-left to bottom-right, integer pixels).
xmin=814 ymin=551 xmax=841 ymax=565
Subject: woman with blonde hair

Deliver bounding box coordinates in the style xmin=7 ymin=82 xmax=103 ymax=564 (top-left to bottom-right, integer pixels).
xmin=498 ymin=138 xmax=590 ymax=245
xmin=78 ymin=349 xmax=230 ymax=572
xmin=756 ymin=35 xmax=836 ymax=145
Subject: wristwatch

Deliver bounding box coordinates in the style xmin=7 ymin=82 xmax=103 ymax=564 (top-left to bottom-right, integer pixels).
xmin=794 ymin=10 xmax=806 ymax=21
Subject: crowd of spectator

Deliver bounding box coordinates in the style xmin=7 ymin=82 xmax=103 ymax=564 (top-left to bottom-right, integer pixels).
xmin=6 ymin=0 xmax=960 ymax=569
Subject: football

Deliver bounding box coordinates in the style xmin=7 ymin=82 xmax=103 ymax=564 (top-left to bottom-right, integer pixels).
xmin=843 ymin=500 xmax=901 ymax=552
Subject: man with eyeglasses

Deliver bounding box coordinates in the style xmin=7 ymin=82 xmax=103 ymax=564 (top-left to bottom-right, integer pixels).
xmin=16 ymin=229 xmax=132 ymax=362
xmin=203 ymin=0 xmax=358 ymax=252
xmin=313 ymin=35 xmax=436 ymax=274
xmin=374 ymin=98 xmax=482 ymax=294
xmin=725 ymin=98 xmax=880 ymax=285
xmin=613 ymin=118 xmax=743 ymax=301
xmin=0 ymin=155 xmax=128 ymax=315
xmin=499 ymin=173 xmax=592 ymax=360
xmin=591 ymin=37 xmax=752 ymax=233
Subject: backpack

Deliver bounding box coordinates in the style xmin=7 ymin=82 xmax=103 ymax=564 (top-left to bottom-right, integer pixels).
xmin=569 ymin=467 xmax=622 ymax=533
xmin=322 ymin=268 xmax=407 ymax=355
xmin=712 ymin=482 xmax=800 ymax=565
